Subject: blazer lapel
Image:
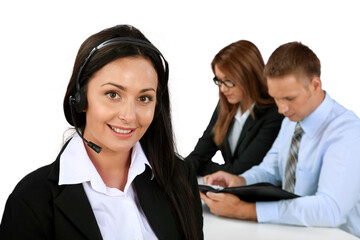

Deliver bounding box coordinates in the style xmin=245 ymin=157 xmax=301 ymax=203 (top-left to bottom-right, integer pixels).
xmin=48 ymin=143 xmax=102 ymax=240
xmin=54 ymin=184 xmax=103 ymax=240
xmin=134 ymin=167 xmax=182 ymax=240
xmin=221 ymin=120 xmax=235 ymax=161
xmin=237 ymin=113 xmax=256 ymax=145
xmin=223 ymin=114 xmax=256 ymax=160
xmin=234 ymin=106 xmax=263 ymax=156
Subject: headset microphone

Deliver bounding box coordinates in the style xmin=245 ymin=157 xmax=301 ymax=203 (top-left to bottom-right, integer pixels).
xmin=69 ymin=96 xmax=102 ymax=153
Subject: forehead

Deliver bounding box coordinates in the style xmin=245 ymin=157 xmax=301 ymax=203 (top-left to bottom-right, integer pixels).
xmin=214 ymin=64 xmax=236 ymax=82
xmin=214 ymin=64 xmax=226 ymax=77
xmin=267 ymin=74 xmax=305 ymax=98
xmin=89 ymin=57 xmax=158 ymax=88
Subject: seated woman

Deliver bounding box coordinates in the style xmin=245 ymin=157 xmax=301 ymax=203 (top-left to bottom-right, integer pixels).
xmin=186 ymin=40 xmax=283 ymax=176
xmin=0 ymin=25 xmax=203 ymax=240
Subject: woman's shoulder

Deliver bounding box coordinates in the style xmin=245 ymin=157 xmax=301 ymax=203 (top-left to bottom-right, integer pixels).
xmin=174 ymin=156 xmax=198 ymax=186
xmin=175 ymin=156 xmax=189 ymax=173
xmin=1 ymin=162 xmax=59 ymax=237
xmin=9 ymin=161 xmax=58 ymax=202
xmin=11 ymin=141 xmax=71 ymax=200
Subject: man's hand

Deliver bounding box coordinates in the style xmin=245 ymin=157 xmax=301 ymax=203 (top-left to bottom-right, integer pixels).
xmin=203 ymin=170 xmax=246 ymax=187
xmin=200 ymin=191 xmax=257 ymax=221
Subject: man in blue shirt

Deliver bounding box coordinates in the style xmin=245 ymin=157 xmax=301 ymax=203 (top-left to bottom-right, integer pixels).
xmin=201 ymin=42 xmax=360 ymax=237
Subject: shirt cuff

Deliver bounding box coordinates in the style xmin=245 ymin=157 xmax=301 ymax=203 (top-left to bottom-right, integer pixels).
xmin=256 ymin=201 xmax=279 ymax=223
xmin=242 ymin=176 xmax=256 ymax=185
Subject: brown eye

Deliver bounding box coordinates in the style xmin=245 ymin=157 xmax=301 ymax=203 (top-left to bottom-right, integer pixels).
xmin=106 ymin=91 xmax=120 ymax=99
xmin=138 ymin=96 xmax=152 ymax=103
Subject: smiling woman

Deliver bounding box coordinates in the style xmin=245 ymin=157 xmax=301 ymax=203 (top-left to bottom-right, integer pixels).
xmin=0 ymin=25 xmax=203 ymax=240
xmin=84 ymin=57 xmax=158 ymax=190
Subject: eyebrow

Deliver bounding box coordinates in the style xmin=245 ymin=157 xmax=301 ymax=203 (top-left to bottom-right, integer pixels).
xmin=215 ymin=76 xmax=227 ymax=80
xmin=101 ymin=82 xmax=156 ymax=93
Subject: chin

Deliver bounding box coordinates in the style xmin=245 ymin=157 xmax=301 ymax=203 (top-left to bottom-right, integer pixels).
xmin=288 ymin=116 xmax=300 ymax=122
xmin=227 ymin=99 xmax=239 ymax=105
xmin=104 ymin=142 xmax=135 ymax=154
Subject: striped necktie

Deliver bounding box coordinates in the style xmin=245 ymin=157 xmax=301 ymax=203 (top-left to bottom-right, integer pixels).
xmin=284 ymin=122 xmax=304 ymax=193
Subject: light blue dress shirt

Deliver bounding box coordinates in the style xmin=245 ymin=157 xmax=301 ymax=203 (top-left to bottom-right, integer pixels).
xmin=241 ymin=93 xmax=360 ymax=237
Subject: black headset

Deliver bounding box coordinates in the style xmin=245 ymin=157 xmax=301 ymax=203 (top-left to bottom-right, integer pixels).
xmin=70 ymin=37 xmax=169 ymax=113
xmin=69 ymin=37 xmax=169 ymax=153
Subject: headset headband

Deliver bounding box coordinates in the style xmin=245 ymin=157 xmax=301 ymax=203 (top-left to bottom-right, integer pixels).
xmin=75 ymin=37 xmax=168 ymax=92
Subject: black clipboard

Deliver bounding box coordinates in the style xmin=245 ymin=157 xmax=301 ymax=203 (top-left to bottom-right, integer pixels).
xmin=198 ymin=182 xmax=299 ymax=202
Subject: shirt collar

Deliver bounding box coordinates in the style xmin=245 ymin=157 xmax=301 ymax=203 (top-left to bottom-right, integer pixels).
xmin=234 ymin=107 xmax=242 ymax=121
xmin=235 ymin=103 xmax=254 ymax=122
xmin=59 ymin=134 xmax=153 ymax=195
xmin=300 ymin=92 xmax=334 ymax=138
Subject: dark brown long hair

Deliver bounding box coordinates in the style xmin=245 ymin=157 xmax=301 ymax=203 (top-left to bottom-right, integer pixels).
xmin=63 ymin=25 xmax=200 ymax=239
xmin=212 ymin=40 xmax=274 ymax=145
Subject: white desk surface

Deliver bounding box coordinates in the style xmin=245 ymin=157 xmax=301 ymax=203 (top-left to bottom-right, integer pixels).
xmin=202 ymin=205 xmax=358 ymax=240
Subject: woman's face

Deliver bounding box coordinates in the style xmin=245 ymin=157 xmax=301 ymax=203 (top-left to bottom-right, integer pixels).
xmin=214 ymin=64 xmax=244 ymax=105
xmin=83 ymin=57 xmax=158 ymax=154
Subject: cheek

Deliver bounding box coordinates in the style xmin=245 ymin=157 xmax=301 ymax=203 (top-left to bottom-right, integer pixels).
xmin=233 ymin=88 xmax=244 ymax=99
xmin=137 ymin=107 xmax=155 ymax=127
xmin=86 ymin=100 xmax=113 ymax=123
xmin=292 ymin=99 xmax=306 ymax=114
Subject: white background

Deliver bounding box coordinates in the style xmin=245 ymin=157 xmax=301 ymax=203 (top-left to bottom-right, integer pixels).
xmin=0 ymin=0 xmax=359 ymax=218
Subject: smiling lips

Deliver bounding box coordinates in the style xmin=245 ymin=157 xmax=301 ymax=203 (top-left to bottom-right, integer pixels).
xmin=108 ymin=125 xmax=135 ymax=137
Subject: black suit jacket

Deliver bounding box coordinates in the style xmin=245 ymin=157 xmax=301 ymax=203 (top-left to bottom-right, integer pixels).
xmin=186 ymin=103 xmax=283 ymax=176
xmin=0 ymin=142 xmax=203 ymax=240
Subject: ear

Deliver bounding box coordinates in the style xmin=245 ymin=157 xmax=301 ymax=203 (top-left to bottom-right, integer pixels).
xmin=310 ymin=77 xmax=322 ymax=92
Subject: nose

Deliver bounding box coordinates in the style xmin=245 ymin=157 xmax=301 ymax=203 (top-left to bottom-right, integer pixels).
xmin=118 ymin=100 xmax=136 ymax=122
xmin=276 ymin=100 xmax=289 ymax=115
xmin=219 ymin=84 xmax=228 ymax=93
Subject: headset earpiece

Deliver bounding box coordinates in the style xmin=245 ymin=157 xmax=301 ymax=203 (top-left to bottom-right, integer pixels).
xmin=72 ymin=87 xmax=86 ymax=113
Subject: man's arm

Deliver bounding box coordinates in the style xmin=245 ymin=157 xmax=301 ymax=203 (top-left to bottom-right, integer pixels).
xmin=185 ymin=105 xmax=220 ymax=176
xmin=203 ymin=170 xmax=246 ymax=187
xmin=201 ymin=125 xmax=284 ymax=220
xmin=200 ymin=191 xmax=257 ymax=221
xmin=257 ymin=134 xmax=360 ymax=228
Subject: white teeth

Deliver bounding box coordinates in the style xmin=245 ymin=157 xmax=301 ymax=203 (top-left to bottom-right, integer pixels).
xmin=110 ymin=126 xmax=132 ymax=134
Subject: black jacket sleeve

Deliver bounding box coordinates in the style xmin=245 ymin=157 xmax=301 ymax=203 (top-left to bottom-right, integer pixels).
xmin=200 ymin=105 xmax=283 ymax=175
xmin=185 ymin=105 xmax=220 ymax=175
xmin=186 ymin=104 xmax=284 ymax=176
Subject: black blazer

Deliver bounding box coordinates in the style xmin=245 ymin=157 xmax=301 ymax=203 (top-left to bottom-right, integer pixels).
xmin=0 ymin=142 xmax=203 ymax=240
xmin=186 ymin=103 xmax=283 ymax=176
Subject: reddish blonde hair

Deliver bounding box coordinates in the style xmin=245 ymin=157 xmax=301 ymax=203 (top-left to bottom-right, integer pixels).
xmin=212 ymin=40 xmax=273 ymax=145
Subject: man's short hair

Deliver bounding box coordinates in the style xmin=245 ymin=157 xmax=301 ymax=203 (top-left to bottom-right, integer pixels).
xmin=264 ymin=42 xmax=321 ymax=79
